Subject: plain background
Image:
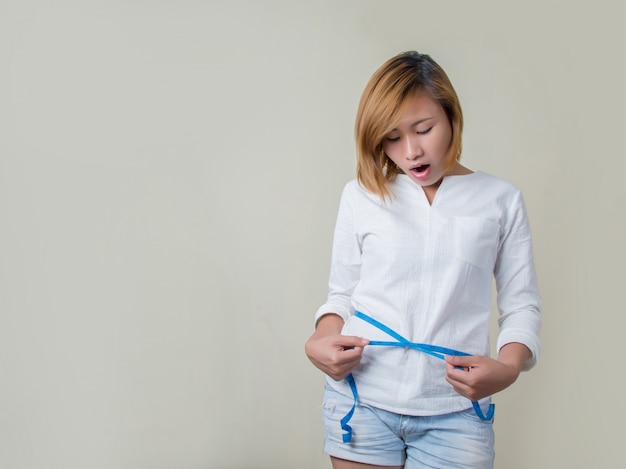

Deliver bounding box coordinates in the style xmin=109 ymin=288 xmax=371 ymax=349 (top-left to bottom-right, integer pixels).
xmin=1 ymin=1 xmax=624 ymax=468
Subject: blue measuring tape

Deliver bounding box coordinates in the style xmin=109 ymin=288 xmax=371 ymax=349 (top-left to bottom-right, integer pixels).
xmin=340 ymin=311 xmax=495 ymax=443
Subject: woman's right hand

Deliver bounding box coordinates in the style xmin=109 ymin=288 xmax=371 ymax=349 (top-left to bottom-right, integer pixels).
xmin=304 ymin=314 xmax=369 ymax=381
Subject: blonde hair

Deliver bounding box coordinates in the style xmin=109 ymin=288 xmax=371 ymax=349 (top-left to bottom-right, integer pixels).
xmin=355 ymin=51 xmax=463 ymax=199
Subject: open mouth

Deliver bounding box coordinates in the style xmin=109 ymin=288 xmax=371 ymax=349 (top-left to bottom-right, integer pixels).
xmin=411 ymin=164 xmax=430 ymax=174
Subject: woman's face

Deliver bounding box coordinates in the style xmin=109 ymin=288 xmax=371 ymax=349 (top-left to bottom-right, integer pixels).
xmin=382 ymin=93 xmax=453 ymax=194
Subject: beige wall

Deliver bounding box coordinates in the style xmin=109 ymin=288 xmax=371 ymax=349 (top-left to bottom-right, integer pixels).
xmin=1 ymin=1 xmax=624 ymax=468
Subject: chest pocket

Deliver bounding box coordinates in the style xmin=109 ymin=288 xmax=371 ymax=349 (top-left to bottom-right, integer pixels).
xmin=452 ymin=217 xmax=500 ymax=271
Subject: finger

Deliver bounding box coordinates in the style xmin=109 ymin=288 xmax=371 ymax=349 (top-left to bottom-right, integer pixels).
xmin=445 ymin=364 xmax=466 ymax=382
xmin=335 ymin=336 xmax=370 ymax=349
xmin=445 ymin=362 xmax=474 ymax=385
xmin=445 ymin=354 xmax=474 ymax=370
xmin=445 ymin=375 xmax=473 ymax=400
xmin=337 ymin=345 xmax=367 ymax=361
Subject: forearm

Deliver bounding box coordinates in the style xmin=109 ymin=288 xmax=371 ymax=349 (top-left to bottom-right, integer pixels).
xmin=497 ymin=342 xmax=532 ymax=375
xmin=313 ymin=313 xmax=345 ymax=336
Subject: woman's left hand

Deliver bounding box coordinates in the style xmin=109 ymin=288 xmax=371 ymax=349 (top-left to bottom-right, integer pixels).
xmin=444 ymin=342 xmax=531 ymax=401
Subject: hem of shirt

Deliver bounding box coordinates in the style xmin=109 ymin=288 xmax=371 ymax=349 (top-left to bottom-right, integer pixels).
xmin=325 ymin=378 xmax=485 ymax=417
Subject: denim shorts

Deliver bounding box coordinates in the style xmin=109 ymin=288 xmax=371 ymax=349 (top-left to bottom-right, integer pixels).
xmin=322 ymin=384 xmax=495 ymax=468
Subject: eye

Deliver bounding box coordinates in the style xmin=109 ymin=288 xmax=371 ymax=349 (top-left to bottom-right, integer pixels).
xmin=385 ymin=136 xmax=400 ymax=142
xmin=417 ymin=127 xmax=433 ymax=135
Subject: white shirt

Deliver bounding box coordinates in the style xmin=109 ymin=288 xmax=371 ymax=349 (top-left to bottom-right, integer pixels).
xmin=315 ymin=171 xmax=542 ymax=415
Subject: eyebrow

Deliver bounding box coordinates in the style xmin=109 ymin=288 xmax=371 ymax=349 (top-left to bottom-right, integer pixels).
xmin=389 ymin=117 xmax=434 ymax=131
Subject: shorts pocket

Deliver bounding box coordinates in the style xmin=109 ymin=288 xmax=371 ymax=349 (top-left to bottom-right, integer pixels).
xmin=457 ymin=405 xmax=495 ymax=425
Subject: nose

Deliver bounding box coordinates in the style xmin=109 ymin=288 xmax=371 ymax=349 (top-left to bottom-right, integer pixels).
xmin=404 ymin=135 xmax=423 ymax=160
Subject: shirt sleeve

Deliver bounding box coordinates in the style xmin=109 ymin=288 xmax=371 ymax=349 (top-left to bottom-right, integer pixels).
xmin=494 ymin=189 xmax=542 ymax=370
xmin=314 ymin=182 xmax=362 ymax=326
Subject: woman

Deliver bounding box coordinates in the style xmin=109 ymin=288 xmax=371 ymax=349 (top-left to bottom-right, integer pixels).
xmin=305 ymin=51 xmax=541 ymax=469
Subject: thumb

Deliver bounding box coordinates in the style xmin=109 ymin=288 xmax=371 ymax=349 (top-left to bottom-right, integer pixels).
xmin=445 ymin=354 xmax=472 ymax=368
xmin=338 ymin=335 xmax=370 ymax=349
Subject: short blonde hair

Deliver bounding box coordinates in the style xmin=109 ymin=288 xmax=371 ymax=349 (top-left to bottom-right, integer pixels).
xmin=355 ymin=51 xmax=463 ymax=199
